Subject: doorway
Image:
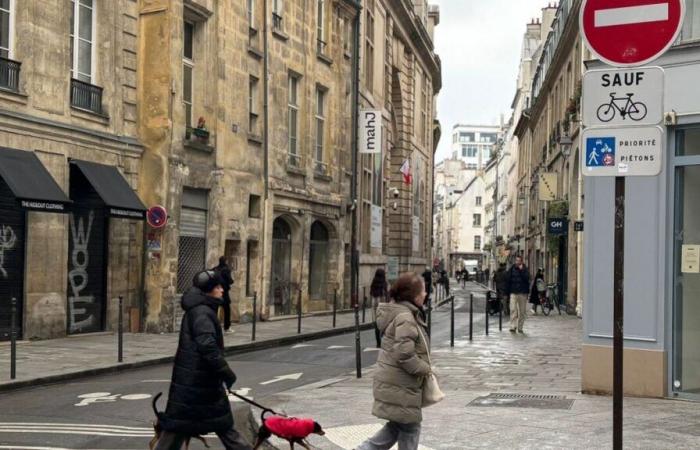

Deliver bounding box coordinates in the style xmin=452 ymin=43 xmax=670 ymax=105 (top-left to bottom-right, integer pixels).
xmin=271 ymin=217 xmax=292 ymax=315
xmin=672 ymin=128 xmax=700 ymax=399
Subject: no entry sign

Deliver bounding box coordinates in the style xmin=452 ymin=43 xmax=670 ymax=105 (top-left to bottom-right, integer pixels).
xmin=581 ymin=0 xmax=685 ymax=67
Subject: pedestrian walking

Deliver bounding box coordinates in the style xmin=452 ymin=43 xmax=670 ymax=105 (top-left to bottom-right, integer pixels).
xmin=530 ymin=268 xmax=546 ymax=315
xmin=152 ymin=270 xmax=252 ymax=450
xmin=370 ymin=268 xmax=389 ymax=347
xmin=439 ymin=269 xmax=450 ymax=297
xmin=421 ymin=267 xmax=433 ymax=303
xmin=213 ymin=256 xmax=234 ymax=332
xmin=357 ymin=273 xmax=435 ymax=450
xmin=505 ymin=256 xmax=531 ymax=334
xmin=493 ymin=263 xmax=509 ymax=315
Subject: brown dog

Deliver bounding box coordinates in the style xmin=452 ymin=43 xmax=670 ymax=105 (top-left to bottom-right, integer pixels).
xmin=149 ymin=392 xmax=210 ymax=450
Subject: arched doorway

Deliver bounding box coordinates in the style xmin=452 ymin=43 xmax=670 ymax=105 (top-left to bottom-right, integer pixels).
xmin=308 ymin=221 xmax=329 ymax=300
xmin=271 ymin=218 xmax=292 ymax=315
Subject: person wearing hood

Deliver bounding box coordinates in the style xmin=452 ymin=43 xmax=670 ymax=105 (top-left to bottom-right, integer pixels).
xmin=357 ymin=272 xmax=432 ymax=450
xmin=153 ymin=270 xmax=252 ymax=450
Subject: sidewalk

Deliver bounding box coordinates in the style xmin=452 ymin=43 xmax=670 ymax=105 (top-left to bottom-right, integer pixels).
xmin=0 ymin=310 xmax=372 ymax=392
xmin=261 ymin=313 xmax=700 ymax=449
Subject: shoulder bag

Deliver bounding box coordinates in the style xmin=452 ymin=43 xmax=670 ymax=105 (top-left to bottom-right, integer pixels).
xmin=416 ymin=326 xmax=445 ymax=407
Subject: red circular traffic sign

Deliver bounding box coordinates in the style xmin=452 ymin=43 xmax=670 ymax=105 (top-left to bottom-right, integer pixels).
xmin=581 ymin=0 xmax=684 ymax=67
xmin=147 ymin=205 xmax=168 ymax=229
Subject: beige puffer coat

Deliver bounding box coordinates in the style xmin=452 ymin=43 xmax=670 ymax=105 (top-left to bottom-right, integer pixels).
xmin=371 ymin=301 xmax=431 ymax=425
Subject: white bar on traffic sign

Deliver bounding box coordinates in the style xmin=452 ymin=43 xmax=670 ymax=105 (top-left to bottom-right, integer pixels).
xmin=595 ymin=3 xmax=669 ymax=28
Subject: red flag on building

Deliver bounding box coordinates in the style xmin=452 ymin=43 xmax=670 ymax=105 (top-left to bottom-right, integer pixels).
xmin=400 ymin=159 xmax=412 ymax=185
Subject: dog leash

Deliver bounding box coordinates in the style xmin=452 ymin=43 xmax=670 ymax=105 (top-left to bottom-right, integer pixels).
xmin=227 ymin=389 xmax=287 ymax=417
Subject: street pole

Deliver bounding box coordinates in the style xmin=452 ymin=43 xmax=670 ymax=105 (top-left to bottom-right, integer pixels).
xmin=613 ymin=177 xmax=625 ymax=450
xmin=118 ymin=296 xmax=123 ymax=363
xmin=252 ymin=292 xmax=257 ymax=342
xmin=10 ymin=297 xmax=17 ymax=379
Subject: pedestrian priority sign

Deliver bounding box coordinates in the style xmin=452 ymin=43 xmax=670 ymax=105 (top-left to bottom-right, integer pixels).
xmin=582 ymin=126 xmax=663 ymax=177
xmin=586 ymin=137 xmax=616 ymax=167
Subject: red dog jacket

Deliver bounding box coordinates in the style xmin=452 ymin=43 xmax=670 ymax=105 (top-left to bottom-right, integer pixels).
xmin=264 ymin=416 xmax=316 ymax=439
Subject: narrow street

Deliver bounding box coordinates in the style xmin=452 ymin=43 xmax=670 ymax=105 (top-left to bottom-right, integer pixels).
xmin=0 ymin=284 xmax=487 ymax=450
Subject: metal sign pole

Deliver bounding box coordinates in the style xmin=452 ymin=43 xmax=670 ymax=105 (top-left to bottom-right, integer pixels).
xmin=613 ymin=176 xmax=625 ymax=450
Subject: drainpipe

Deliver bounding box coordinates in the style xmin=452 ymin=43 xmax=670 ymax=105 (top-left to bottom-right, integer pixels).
xmin=349 ymin=0 xmax=361 ymax=311
xmin=260 ymin=0 xmax=270 ymax=317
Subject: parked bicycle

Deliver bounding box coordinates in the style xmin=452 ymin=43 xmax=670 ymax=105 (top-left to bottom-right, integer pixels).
xmin=596 ymin=92 xmax=648 ymax=122
xmin=539 ymin=283 xmax=561 ymax=316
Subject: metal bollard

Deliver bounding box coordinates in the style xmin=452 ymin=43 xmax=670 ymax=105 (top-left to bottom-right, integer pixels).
xmin=498 ymin=292 xmax=502 ymax=332
xmin=10 ymin=297 xmax=17 ymax=379
xmin=354 ymin=303 xmax=362 ymax=379
xmin=485 ymin=291 xmax=490 ymax=336
xmin=362 ymin=289 xmax=367 ymax=324
xmin=450 ymin=296 xmax=455 ymax=348
xmin=469 ymin=293 xmax=474 ymax=341
xmin=297 ymin=290 xmax=302 ymax=335
xmin=252 ymin=292 xmax=257 ymax=342
xmin=333 ymin=289 xmax=338 ymax=328
xmin=427 ymin=300 xmax=432 ymax=339
xmin=118 ymin=296 xmax=124 ymax=363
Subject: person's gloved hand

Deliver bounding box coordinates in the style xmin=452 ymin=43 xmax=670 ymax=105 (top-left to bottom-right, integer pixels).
xmin=219 ymin=366 xmax=237 ymax=390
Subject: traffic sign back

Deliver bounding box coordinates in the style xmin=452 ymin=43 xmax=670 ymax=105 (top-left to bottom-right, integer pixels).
xmin=581 ymin=0 xmax=685 ymax=67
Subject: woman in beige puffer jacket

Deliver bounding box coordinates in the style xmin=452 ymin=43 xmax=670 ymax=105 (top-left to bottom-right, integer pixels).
xmin=357 ymin=272 xmax=431 ymax=450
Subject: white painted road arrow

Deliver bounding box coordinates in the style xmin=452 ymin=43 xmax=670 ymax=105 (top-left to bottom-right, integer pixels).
xmin=260 ymin=373 xmax=303 ymax=385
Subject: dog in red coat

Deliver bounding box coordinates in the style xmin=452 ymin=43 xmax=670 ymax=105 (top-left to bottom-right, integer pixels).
xmin=253 ymin=411 xmax=325 ymax=450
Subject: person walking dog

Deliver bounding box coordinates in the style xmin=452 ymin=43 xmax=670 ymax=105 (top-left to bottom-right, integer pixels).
xmin=153 ymin=270 xmax=252 ymax=450
xmin=357 ymin=272 xmax=442 ymax=450
xmin=506 ymin=256 xmax=531 ymax=334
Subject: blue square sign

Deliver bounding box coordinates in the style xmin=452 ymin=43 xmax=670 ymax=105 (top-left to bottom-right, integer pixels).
xmin=586 ymin=137 xmax=616 ymax=167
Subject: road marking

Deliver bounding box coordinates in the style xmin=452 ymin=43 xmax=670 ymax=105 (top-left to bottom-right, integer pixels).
xmin=291 ymin=344 xmax=315 ymax=349
xmin=260 ymin=372 xmax=303 ymax=385
xmin=327 ymin=345 xmax=351 ymax=349
xmin=140 ymin=379 xmax=170 ymax=383
xmin=0 ymin=423 xmax=151 ymax=431
xmin=323 ymin=424 xmax=435 ymax=450
xmin=120 ymin=393 xmax=152 ymax=400
xmin=363 ymin=348 xmax=380 ymax=352
xmin=75 ymin=392 xmax=152 ymax=406
xmin=594 ymin=3 xmax=668 ymax=28
xmin=228 ymin=387 xmax=253 ymax=402
xmin=0 ymin=446 xmax=142 ymax=450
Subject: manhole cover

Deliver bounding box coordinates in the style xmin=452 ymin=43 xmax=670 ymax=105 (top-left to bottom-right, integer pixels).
xmin=468 ymin=393 xmax=575 ymax=410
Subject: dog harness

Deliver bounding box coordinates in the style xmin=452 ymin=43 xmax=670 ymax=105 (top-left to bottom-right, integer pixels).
xmin=264 ymin=416 xmax=316 ymax=439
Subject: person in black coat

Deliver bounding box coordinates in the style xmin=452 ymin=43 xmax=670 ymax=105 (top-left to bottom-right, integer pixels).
xmin=370 ymin=268 xmax=389 ymax=347
xmin=505 ymin=256 xmax=531 ymax=333
xmin=421 ymin=268 xmax=433 ymax=302
xmin=213 ymin=256 xmax=235 ymax=331
xmin=154 ymin=270 xmax=252 ymax=450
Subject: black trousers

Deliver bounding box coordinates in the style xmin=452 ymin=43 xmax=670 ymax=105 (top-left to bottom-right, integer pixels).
xmin=222 ymin=293 xmax=232 ymax=330
xmin=153 ymin=428 xmax=252 ymax=450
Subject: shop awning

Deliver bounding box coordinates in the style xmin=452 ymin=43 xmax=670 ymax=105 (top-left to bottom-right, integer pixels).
xmin=0 ymin=147 xmax=71 ymax=213
xmin=70 ymin=159 xmax=147 ymax=220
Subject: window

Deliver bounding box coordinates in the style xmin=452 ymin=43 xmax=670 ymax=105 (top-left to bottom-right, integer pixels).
xmin=421 ymin=71 xmax=428 ymax=145
xmin=372 ymin=150 xmax=382 ymax=206
xmin=246 ymin=240 xmax=258 ymax=297
xmin=474 ymin=236 xmax=481 ymax=251
xmin=473 ymin=214 xmax=481 ymax=227
xmin=177 ymin=188 xmax=208 ymax=294
xmin=247 ymin=0 xmax=255 ymax=25
xmin=467 ymin=145 xmax=478 ymax=158
xmin=272 ymin=0 xmax=283 ymax=29
xmin=316 ymin=0 xmax=326 ymax=53
xmin=315 ymin=87 xmax=326 ymax=165
xmin=476 ymin=196 xmax=482 ymax=206
xmin=308 ymin=222 xmax=329 ymax=300
xmin=462 ymin=147 xmax=467 ymax=157
xmin=70 ymin=0 xmax=95 ymax=83
xmin=0 ymin=0 xmax=13 ymax=59
xmin=288 ymin=74 xmax=299 ymax=157
xmin=183 ymin=21 xmax=194 ymax=128
xmin=248 ymin=194 xmax=261 ymax=218
xmin=364 ymin=2 xmax=375 ymax=90
xmin=249 ymin=76 xmax=259 ymax=135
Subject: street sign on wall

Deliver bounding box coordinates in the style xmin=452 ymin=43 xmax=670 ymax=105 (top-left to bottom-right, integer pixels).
xmin=580 ymin=0 xmax=685 ymax=67
xmin=370 ymin=205 xmax=382 ymax=249
xmin=583 ymin=67 xmax=664 ymax=127
xmin=387 ymin=257 xmax=399 ymax=281
xmin=359 ymin=110 xmax=382 ymax=154
xmin=548 ymin=218 xmax=569 ymax=235
xmin=581 ymin=126 xmax=663 ymax=177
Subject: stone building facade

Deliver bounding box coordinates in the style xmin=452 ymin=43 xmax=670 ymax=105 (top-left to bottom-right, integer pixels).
xmin=0 ymin=0 xmax=146 ymax=340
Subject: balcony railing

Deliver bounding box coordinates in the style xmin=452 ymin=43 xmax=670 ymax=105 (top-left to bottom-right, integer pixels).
xmin=272 ymin=13 xmax=283 ymax=31
xmin=314 ymin=160 xmax=328 ymax=176
xmin=316 ymin=39 xmax=327 ymax=55
xmin=0 ymin=57 xmax=21 ymax=92
xmin=70 ymin=78 xmax=104 ymax=115
xmin=288 ymin=153 xmax=302 ymax=168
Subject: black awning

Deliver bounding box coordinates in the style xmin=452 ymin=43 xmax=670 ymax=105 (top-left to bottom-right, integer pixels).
xmin=0 ymin=147 xmax=71 ymax=213
xmin=71 ymin=159 xmax=147 ymax=220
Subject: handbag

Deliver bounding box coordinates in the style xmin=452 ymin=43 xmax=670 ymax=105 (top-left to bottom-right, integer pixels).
xmin=416 ymin=326 xmax=445 ymax=407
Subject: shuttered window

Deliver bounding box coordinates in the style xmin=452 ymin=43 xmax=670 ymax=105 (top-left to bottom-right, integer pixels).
xmin=177 ymin=188 xmax=208 ymax=294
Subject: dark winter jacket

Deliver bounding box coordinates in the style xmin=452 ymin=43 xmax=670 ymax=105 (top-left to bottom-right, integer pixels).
xmin=506 ymin=264 xmax=531 ymax=295
xmin=421 ymin=270 xmax=433 ymax=295
xmin=160 ymin=288 xmax=237 ymax=436
xmin=494 ymin=268 xmax=508 ymax=295
xmin=370 ymin=275 xmax=388 ymax=299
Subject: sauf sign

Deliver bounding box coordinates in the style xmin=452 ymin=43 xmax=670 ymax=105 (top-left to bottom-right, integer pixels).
xmin=359 ymin=110 xmax=382 ymax=154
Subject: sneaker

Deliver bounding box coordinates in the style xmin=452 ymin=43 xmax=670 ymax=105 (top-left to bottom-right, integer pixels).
xmin=509 ymin=328 xmax=516 ymax=333
xmin=531 ymin=309 xmax=537 ymax=315
xmin=518 ymin=329 xmax=524 ymax=334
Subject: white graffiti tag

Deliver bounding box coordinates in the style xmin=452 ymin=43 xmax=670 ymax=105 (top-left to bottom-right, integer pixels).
xmin=0 ymin=225 xmax=17 ymax=279
xmin=68 ymin=211 xmax=96 ymax=333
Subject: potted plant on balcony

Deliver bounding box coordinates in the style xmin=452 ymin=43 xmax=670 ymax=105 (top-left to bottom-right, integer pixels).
xmin=187 ymin=117 xmax=210 ymax=144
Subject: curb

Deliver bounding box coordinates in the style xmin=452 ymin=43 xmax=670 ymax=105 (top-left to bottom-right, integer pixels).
xmin=0 ymin=323 xmax=375 ymax=394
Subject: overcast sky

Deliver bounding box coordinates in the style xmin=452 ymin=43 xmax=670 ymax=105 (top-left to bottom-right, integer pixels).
xmin=432 ymin=0 xmax=551 ymax=162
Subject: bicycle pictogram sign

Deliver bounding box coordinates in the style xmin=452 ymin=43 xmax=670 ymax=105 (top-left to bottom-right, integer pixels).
xmin=596 ymin=93 xmax=648 ymax=123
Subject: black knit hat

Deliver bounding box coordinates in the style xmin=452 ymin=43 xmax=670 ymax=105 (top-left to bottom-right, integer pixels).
xmin=193 ymin=270 xmax=223 ymax=293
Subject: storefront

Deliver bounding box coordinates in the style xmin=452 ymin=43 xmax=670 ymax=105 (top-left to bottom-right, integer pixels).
xmin=0 ymin=147 xmax=71 ymax=341
xmin=582 ymin=45 xmax=700 ymax=399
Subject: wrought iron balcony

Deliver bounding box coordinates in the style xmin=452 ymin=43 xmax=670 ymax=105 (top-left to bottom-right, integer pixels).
xmin=0 ymin=57 xmax=21 ymax=92
xmin=70 ymin=79 xmax=104 ymax=115
xmin=314 ymin=160 xmax=329 ymax=176
xmin=272 ymin=13 xmax=283 ymax=31
xmin=288 ymin=153 xmax=302 ymax=168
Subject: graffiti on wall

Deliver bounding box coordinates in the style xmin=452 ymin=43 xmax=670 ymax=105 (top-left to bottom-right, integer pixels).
xmin=68 ymin=211 xmax=95 ymax=332
xmin=0 ymin=225 xmax=17 ymax=279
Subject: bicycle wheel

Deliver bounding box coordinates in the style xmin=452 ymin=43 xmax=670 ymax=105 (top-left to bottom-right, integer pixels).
xmin=628 ymin=102 xmax=648 ymax=121
xmin=541 ymin=300 xmax=552 ymax=316
xmin=597 ymin=103 xmax=616 ymax=122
